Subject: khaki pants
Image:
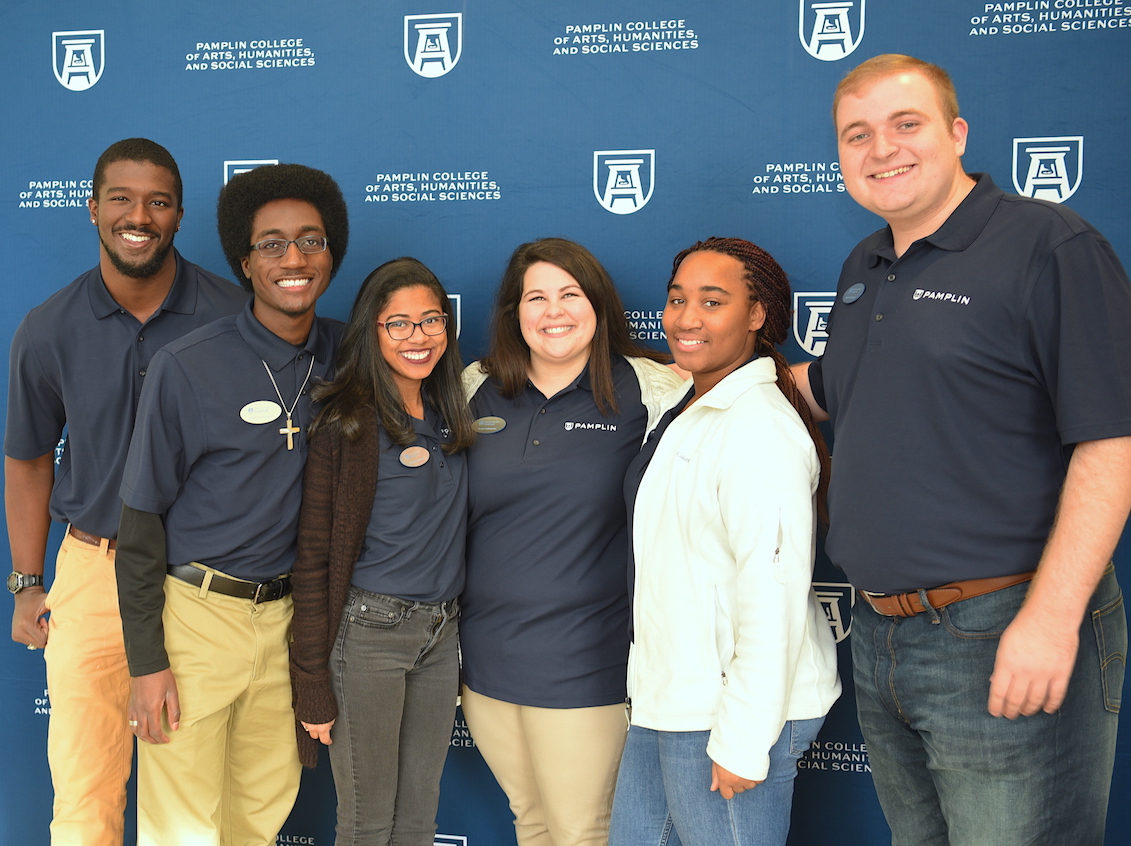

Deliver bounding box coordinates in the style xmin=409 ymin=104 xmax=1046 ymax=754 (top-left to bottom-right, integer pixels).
xmin=461 ymin=686 xmax=627 ymax=846
xmin=43 ymin=531 xmax=132 ymax=846
xmin=137 ymin=570 xmax=300 ymax=846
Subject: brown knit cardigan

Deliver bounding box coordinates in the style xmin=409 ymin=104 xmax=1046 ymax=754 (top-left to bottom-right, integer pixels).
xmin=289 ymin=411 xmax=381 ymax=768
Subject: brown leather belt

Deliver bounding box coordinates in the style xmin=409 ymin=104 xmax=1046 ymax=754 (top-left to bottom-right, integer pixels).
xmin=68 ymin=525 xmax=117 ymax=551
xmin=860 ymin=570 xmax=1036 ymax=617
xmin=167 ymin=563 xmax=292 ymax=604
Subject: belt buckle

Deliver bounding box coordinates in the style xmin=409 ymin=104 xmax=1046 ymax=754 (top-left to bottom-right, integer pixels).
xmin=253 ymin=581 xmax=272 ymax=604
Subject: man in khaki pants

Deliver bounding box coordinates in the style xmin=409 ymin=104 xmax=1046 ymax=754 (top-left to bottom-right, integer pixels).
xmin=4 ymin=138 xmax=246 ymax=844
xmin=115 ymin=163 xmax=348 ymax=846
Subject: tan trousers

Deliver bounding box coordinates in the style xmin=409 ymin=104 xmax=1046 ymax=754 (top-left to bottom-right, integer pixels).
xmin=461 ymin=686 xmax=627 ymax=846
xmin=42 ymin=531 xmax=132 ymax=845
xmin=137 ymin=570 xmax=300 ymax=846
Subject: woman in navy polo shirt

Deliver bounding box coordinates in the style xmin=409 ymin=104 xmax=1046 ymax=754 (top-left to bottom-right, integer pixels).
xmin=289 ymin=257 xmax=475 ymax=845
xmin=460 ymin=238 xmax=682 ymax=846
xmin=610 ymin=238 xmax=841 ymax=846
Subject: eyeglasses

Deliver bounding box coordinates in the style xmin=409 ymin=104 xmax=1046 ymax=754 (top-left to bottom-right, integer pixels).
xmin=249 ymin=235 xmax=329 ymax=258
xmin=377 ymin=315 xmax=448 ymax=340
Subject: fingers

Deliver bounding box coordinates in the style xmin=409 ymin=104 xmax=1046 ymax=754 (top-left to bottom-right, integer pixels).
xmin=300 ymin=720 xmax=335 ymax=745
xmin=129 ymin=670 xmax=179 ymax=744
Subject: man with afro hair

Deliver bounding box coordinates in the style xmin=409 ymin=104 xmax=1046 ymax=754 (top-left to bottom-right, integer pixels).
xmin=115 ymin=163 xmax=348 ymax=845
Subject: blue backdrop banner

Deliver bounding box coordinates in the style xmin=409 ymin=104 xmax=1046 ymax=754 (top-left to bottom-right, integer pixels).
xmin=2 ymin=2 xmax=1128 ymax=844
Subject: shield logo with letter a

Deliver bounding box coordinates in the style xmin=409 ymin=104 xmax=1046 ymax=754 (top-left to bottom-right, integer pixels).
xmin=54 ymin=30 xmax=105 ymax=91
xmin=404 ymin=14 xmax=463 ymax=78
xmin=593 ymin=150 xmax=655 ymax=215
xmin=814 ymin=582 xmax=855 ymax=642
xmin=1012 ymin=136 xmax=1083 ymax=204
xmin=793 ymin=292 xmax=836 ymax=358
xmin=799 ymin=1 xmax=864 ymax=62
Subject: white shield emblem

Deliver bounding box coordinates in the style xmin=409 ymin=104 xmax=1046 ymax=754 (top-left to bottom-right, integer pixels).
xmin=447 ymin=293 xmax=462 ymax=338
xmin=1012 ymin=136 xmax=1083 ymax=203
xmin=813 ymin=582 xmax=855 ymax=643
xmin=435 ymin=836 xmax=468 ymax=846
xmin=798 ymin=1 xmax=865 ymax=62
xmin=593 ymin=150 xmax=655 ymax=215
xmin=53 ymin=30 xmax=105 ymax=91
xmin=793 ymin=292 xmax=836 ymax=358
xmin=223 ymin=160 xmax=279 ymax=185
xmin=404 ymin=14 xmax=463 ymax=78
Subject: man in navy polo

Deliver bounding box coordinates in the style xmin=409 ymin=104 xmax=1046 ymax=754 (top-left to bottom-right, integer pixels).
xmin=4 ymin=138 xmax=247 ymax=845
xmin=794 ymin=54 xmax=1131 ymax=844
xmin=114 ymin=163 xmax=348 ymax=845
xmin=5 ymin=138 xmax=247 ymax=845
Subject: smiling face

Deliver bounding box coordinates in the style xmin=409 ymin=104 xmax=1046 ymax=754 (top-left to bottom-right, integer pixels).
xmin=88 ymin=159 xmax=183 ymax=281
xmin=663 ymin=250 xmax=765 ymax=395
xmin=376 ymin=285 xmax=449 ymax=404
xmin=518 ymin=261 xmax=597 ymax=372
xmin=836 ymin=70 xmax=973 ymax=246
xmin=241 ymin=199 xmax=332 ymax=342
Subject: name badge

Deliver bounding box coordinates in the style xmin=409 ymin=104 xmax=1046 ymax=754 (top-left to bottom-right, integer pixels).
xmin=473 ymin=416 xmax=507 ymax=434
xmin=842 ymin=283 xmax=866 ymax=304
xmin=240 ymin=400 xmax=282 ymax=424
xmin=400 ymin=446 xmax=430 ymax=467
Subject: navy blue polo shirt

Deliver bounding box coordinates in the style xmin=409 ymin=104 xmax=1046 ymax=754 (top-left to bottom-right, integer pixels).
xmin=461 ymin=355 xmax=647 ymax=708
xmin=352 ymin=404 xmax=468 ymax=602
xmin=120 ymin=302 xmax=341 ymax=581
xmin=5 ymin=251 xmax=247 ymax=539
xmin=811 ymin=174 xmax=1131 ymax=593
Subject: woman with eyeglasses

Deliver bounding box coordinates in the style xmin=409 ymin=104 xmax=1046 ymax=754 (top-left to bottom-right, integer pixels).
xmin=289 ymin=257 xmax=475 ymax=845
xmin=610 ymin=238 xmax=840 ymax=846
xmin=459 ymin=238 xmax=683 ymax=846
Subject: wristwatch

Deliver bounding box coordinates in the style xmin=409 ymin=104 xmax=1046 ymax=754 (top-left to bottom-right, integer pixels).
xmin=7 ymin=572 xmax=44 ymax=594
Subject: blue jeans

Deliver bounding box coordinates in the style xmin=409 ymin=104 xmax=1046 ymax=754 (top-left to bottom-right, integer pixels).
xmin=852 ymin=565 xmax=1125 ymax=846
xmin=329 ymin=588 xmax=460 ymax=846
xmin=608 ymin=719 xmax=824 ymax=846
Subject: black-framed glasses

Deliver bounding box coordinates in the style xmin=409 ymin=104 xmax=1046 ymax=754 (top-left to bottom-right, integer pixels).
xmin=377 ymin=315 xmax=448 ymax=340
xmin=249 ymin=235 xmax=329 ymax=258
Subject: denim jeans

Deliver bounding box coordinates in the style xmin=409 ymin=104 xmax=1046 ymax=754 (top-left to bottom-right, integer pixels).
xmin=608 ymin=718 xmax=824 ymax=846
xmin=852 ymin=565 xmax=1125 ymax=846
xmin=329 ymin=587 xmax=460 ymax=846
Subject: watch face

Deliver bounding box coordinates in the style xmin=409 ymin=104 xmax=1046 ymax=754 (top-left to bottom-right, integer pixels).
xmin=7 ymin=572 xmax=40 ymax=593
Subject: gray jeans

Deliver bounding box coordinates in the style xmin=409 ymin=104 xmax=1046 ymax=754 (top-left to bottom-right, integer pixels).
xmin=329 ymin=587 xmax=460 ymax=846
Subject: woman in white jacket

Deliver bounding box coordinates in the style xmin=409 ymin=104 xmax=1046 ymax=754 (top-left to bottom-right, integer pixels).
xmin=610 ymin=237 xmax=841 ymax=846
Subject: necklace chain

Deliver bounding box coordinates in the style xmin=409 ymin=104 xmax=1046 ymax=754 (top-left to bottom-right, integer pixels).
xmin=262 ymin=357 xmax=315 ymax=417
xmin=262 ymin=357 xmax=316 ymax=450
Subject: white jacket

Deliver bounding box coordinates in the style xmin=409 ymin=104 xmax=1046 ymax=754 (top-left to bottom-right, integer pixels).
xmin=629 ymin=357 xmax=841 ymax=781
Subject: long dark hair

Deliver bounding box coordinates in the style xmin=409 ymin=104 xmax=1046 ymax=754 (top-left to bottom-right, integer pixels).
xmin=670 ymin=237 xmax=830 ymax=523
xmin=480 ymin=237 xmax=667 ymax=415
xmin=311 ymin=257 xmax=474 ymax=452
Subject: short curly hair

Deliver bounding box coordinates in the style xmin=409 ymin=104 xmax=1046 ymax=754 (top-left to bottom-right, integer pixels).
xmin=93 ymin=138 xmax=183 ymax=209
xmin=216 ymin=163 xmax=349 ymax=291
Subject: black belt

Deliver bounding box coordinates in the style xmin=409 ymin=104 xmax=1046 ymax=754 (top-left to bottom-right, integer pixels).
xmin=168 ymin=564 xmax=292 ymax=604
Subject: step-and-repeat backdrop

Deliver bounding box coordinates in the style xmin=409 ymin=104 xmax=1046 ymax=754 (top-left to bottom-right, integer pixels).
xmin=2 ymin=2 xmax=1128 ymax=844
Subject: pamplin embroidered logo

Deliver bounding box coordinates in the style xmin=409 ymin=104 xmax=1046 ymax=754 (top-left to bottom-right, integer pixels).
xmin=793 ymin=291 xmax=836 ymax=357
xmin=564 ymin=421 xmax=618 ymax=432
xmin=798 ymin=1 xmax=864 ymax=62
xmin=813 ymin=582 xmax=854 ymax=643
xmin=223 ymin=160 xmax=279 ymax=184
xmin=913 ymin=289 xmax=970 ymax=306
xmin=405 ymin=13 xmax=462 ymax=78
xmin=434 ymin=836 xmax=468 ymax=846
xmin=447 ymin=293 xmax=462 ymax=338
xmin=594 ymin=150 xmax=655 ymax=215
xmin=54 ymin=30 xmax=105 ymax=91
xmin=1012 ymin=136 xmax=1083 ymax=204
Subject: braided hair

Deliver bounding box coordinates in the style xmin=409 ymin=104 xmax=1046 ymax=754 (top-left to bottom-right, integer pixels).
xmin=670 ymin=237 xmax=830 ymax=523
